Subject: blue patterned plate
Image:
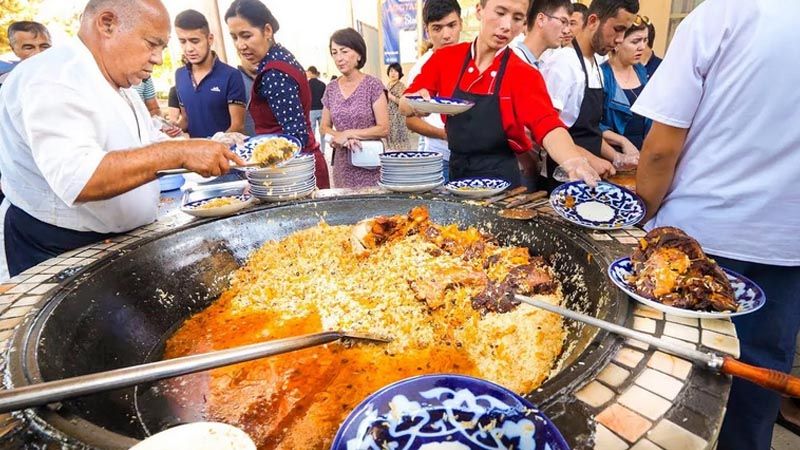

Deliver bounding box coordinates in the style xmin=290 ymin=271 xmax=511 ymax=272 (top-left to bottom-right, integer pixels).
xmin=608 ymin=257 xmax=766 ymax=319
xmin=332 ymin=374 xmax=570 ymax=450
xmin=550 ymin=181 xmax=645 ymax=230
xmin=380 ymin=152 xmax=443 ymax=162
xmin=406 ymin=96 xmax=475 ymax=115
xmin=180 ymin=190 xmax=253 ymax=218
xmin=232 ymin=134 xmax=303 ymax=172
xmin=445 ymin=177 xmax=511 ymax=199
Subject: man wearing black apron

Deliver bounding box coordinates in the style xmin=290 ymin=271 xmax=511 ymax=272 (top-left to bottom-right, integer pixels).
xmin=446 ymin=49 xmax=520 ymax=186
xmin=400 ymin=0 xmax=603 ymax=190
xmin=0 ymin=1 xmax=245 ymax=277
xmin=539 ymin=0 xmax=639 ymax=190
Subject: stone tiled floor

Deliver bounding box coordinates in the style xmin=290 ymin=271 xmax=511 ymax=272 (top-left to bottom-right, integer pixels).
xmin=770 ymin=333 xmax=800 ymax=450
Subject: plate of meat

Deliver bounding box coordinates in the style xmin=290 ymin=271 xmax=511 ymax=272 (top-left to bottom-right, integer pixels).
xmin=608 ymin=227 xmax=766 ymax=319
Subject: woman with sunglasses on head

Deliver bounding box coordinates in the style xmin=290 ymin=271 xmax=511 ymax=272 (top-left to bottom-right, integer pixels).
xmin=598 ymin=16 xmax=651 ymax=168
xmin=224 ymin=0 xmax=330 ymax=188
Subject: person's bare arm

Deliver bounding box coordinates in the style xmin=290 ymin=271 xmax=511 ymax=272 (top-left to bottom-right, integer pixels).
xmin=226 ymin=104 xmax=246 ymax=134
xmin=76 ymin=139 xmax=244 ymax=202
xmin=600 ymin=138 xmax=620 ymax=161
xmin=406 ymin=116 xmax=446 ymax=140
xmin=340 ymin=94 xmax=390 ymax=142
xmin=637 ymin=122 xmax=689 ymax=221
xmin=144 ymin=97 xmax=161 ymax=117
xmin=176 ymin=107 xmax=189 ymax=132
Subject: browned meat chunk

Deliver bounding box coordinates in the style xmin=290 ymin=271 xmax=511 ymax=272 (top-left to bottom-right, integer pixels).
xmin=629 ymin=227 xmax=738 ymax=313
xmin=471 ymin=280 xmax=519 ymax=314
xmin=506 ymin=263 xmax=557 ymax=295
xmin=410 ymin=270 xmax=488 ymax=310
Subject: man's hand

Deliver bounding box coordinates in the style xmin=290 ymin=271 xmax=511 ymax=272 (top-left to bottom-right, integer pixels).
xmin=588 ymin=154 xmax=616 ymax=178
xmin=561 ymin=157 xmax=601 ymax=187
xmin=211 ymin=132 xmax=248 ymax=148
xmin=182 ymin=140 xmax=246 ymax=177
xmin=162 ymin=124 xmax=183 ymax=138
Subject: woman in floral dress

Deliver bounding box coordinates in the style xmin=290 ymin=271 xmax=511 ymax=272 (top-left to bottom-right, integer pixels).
xmin=321 ymin=28 xmax=389 ymax=188
xmin=385 ymin=63 xmax=413 ymax=150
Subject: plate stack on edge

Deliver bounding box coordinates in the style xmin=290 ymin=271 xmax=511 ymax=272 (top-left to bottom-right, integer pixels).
xmin=246 ymin=154 xmax=316 ymax=202
xmin=378 ymin=152 xmax=444 ymax=193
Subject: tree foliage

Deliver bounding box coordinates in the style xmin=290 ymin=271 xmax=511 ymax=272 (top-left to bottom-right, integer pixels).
xmin=0 ymin=0 xmax=42 ymax=54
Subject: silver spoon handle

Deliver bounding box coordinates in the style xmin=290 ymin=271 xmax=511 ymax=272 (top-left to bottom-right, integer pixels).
xmin=0 ymin=331 xmax=344 ymax=414
xmin=156 ymin=163 xmax=260 ymax=177
xmin=515 ymin=294 xmax=723 ymax=370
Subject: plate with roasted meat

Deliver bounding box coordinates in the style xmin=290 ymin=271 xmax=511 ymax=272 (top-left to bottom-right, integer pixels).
xmin=550 ymin=181 xmax=645 ymax=230
xmin=608 ymin=227 xmax=766 ymax=318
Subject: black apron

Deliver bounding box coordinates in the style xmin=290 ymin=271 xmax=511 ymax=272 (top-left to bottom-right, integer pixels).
xmin=4 ymin=204 xmax=117 ymax=277
xmin=445 ymin=49 xmax=521 ymax=187
xmin=543 ymin=40 xmax=604 ymax=190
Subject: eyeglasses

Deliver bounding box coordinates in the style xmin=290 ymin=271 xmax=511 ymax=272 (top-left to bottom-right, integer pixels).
xmin=633 ymin=15 xmax=651 ymax=27
xmin=543 ymin=13 xmax=570 ymax=27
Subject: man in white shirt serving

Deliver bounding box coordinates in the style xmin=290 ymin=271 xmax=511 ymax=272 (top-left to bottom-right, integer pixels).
xmin=632 ymin=1 xmax=800 ymax=448
xmin=0 ymin=0 xmax=245 ymax=277
xmin=539 ymin=0 xmax=638 ymax=190
xmin=405 ymin=0 xmax=462 ymax=182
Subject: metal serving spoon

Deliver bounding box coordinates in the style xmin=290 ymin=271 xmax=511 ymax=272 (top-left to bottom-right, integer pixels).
xmin=516 ymin=294 xmax=800 ymax=397
xmin=0 ymin=331 xmax=390 ymax=414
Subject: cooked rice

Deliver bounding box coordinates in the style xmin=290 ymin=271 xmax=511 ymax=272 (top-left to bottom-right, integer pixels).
xmin=164 ymin=215 xmax=566 ymax=449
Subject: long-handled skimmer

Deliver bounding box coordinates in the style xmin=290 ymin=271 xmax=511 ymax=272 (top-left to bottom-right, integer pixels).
xmin=515 ymin=294 xmax=800 ymax=397
xmin=0 ymin=331 xmax=389 ymax=414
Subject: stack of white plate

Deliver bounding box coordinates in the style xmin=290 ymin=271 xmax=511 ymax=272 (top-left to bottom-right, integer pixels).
xmin=379 ymin=152 xmax=444 ymax=193
xmin=246 ymin=154 xmax=316 ymax=201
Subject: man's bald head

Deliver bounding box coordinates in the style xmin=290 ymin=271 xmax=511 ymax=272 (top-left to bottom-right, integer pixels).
xmin=82 ymin=0 xmax=169 ymax=31
xmin=79 ymin=0 xmax=171 ymax=89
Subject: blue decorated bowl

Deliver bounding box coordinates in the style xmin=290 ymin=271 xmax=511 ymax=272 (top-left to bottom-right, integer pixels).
xmin=332 ymin=374 xmax=570 ymax=450
xmin=233 ymin=134 xmax=303 ymax=172
xmin=445 ymin=177 xmax=511 ymax=199
xmin=550 ymin=181 xmax=645 ymax=230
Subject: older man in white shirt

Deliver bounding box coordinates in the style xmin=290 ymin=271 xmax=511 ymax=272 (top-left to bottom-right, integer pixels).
xmin=0 ymin=0 xmax=244 ymax=277
xmin=633 ymin=1 xmax=800 ymax=448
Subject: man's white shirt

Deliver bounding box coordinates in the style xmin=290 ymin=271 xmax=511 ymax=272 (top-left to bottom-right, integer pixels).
xmin=632 ymin=0 xmax=800 ymax=265
xmin=406 ymin=49 xmax=450 ymax=161
xmin=0 ymin=37 xmax=164 ymax=234
xmin=539 ymin=46 xmax=604 ymax=127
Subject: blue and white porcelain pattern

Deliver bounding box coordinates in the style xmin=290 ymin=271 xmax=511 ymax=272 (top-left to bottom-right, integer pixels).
xmin=181 ymin=193 xmax=253 ymax=218
xmin=550 ymin=181 xmax=645 ymax=230
xmin=380 ymin=151 xmax=443 ymax=161
xmin=406 ymin=96 xmax=475 ymax=115
xmin=332 ymin=374 xmax=569 ymax=450
xmin=232 ymin=134 xmax=303 ymax=172
xmin=445 ymin=178 xmax=510 ymax=199
xmin=608 ymin=257 xmax=767 ymax=319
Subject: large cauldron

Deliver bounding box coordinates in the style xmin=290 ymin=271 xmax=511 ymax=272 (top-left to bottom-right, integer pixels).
xmin=6 ymin=196 xmax=628 ymax=449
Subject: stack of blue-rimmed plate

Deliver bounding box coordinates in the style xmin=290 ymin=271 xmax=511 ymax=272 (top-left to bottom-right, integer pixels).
xmin=379 ymin=151 xmax=444 ymax=193
xmin=246 ymin=154 xmax=316 ymax=202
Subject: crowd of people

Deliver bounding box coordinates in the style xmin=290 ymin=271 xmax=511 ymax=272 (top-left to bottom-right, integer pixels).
xmin=0 ymin=1 xmax=798 ymax=449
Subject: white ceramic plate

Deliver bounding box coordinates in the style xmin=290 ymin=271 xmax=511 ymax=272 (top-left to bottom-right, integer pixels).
xmin=378 ymin=178 xmax=444 ymax=193
xmin=131 ymin=422 xmax=255 ymax=450
xmin=405 ymin=96 xmax=475 ymax=115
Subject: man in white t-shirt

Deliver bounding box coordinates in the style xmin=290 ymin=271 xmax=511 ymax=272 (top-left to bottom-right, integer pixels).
xmin=0 ymin=0 xmax=244 ymax=277
xmin=539 ymin=0 xmax=638 ymax=190
xmin=405 ymin=0 xmax=462 ymax=182
xmin=632 ymin=1 xmax=800 ymax=448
